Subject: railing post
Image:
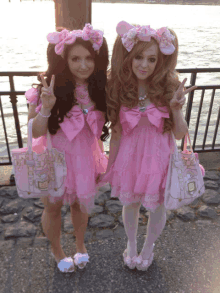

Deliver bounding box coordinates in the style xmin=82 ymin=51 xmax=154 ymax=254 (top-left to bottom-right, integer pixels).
xmin=54 ymin=0 xmax=91 ymax=30
xmin=8 ymin=75 xmax=23 ymax=149
xmin=181 ymin=71 xmax=197 ymax=150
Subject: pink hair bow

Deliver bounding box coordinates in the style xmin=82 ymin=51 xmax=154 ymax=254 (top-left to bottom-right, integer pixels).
xmin=47 ymin=24 xmax=104 ymax=55
xmin=116 ymin=21 xmax=175 ymax=55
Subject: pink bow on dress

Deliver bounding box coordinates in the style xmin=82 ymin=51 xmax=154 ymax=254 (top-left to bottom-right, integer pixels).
xmin=120 ymin=104 xmax=169 ymax=136
xmin=59 ymin=105 xmax=105 ymax=141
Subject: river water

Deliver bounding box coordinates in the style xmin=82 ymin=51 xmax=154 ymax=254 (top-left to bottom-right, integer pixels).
xmin=0 ymin=1 xmax=220 ymax=158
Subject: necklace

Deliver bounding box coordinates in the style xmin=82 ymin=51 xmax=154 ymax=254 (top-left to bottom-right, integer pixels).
xmin=138 ymin=93 xmax=149 ymax=112
xmin=75 ymin=83 xmax=91 ymax=105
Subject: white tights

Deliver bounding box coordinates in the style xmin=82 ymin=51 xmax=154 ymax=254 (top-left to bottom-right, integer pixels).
xmin=122 ymin=202 xmax=167 ymax=259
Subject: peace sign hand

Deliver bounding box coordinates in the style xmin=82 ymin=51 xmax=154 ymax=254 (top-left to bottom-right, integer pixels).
xmin=40 ymin=74 xmax=56 ymax=112
xmin=170 ymin=78 xmax=197 ymax=111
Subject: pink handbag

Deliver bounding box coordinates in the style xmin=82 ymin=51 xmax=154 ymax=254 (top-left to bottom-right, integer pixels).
xmin=11 ymin=118 xmax=67 ymax=199
xmin=164 ymin=131 xmax=205 ymax=210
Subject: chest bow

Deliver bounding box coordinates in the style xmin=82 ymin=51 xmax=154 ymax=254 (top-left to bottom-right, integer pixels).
xmin=59 ymin=105 xmax=105 ymax=141
xmin=120 ymin=104 xmax=170 ymax=135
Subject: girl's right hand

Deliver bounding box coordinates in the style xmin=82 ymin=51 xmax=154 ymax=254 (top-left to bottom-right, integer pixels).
xmin=40 ymin=74 xmax=56 ymax=112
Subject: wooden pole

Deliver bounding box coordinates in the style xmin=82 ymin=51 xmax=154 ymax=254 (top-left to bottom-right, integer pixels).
xmin=54 ymin=0 xmax=91 ymax=30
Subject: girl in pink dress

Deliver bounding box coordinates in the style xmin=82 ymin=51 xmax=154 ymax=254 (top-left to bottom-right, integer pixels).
xmin=97 ymin=21 xmax=196 ymax=271
xmin=26 ymin=24 xmax=109 ymax=272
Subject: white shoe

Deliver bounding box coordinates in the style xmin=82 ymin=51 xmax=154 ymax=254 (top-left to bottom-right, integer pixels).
xmin=51 ymin=252 xmax=75 ymax=273
xmin=123 ymin=249 xmax=139 ymax=270
xmin=136 ymin=243 xmax=155 ymax=271
xmin=73 ymin=253 xmax=90 ymax=269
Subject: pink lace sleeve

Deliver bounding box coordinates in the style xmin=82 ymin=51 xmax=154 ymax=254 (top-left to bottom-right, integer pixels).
xmin=25 ymin=87 xmax=42 ymax=113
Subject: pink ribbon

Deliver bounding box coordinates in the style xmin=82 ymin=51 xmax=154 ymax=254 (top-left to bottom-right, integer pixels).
xmin=116 ymin=21 xmax=175 ymax=55
xmin=59 ymin=105 xmax=105 ymax=141
xmin=47 ymin=24 xmax=104 ymax=55
xmin=120 ymin=104 xmax=169 ymax=136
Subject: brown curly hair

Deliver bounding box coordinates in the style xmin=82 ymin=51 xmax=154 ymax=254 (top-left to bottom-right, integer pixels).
xmin=107 ymin=27 xmax=181 ymax=134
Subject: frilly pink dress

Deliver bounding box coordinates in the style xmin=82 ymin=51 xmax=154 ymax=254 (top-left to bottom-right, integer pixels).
xmin=99 ymin=103 xmax=173 ymax=213
xmin=25 ymin=85 xmax=108 ymax=213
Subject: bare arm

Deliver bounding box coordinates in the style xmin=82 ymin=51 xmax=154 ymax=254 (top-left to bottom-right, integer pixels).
xmin=28 ymin=104 xmax=51 ymax=138
xmin=171 ymin=108 xmax=188 ymax=140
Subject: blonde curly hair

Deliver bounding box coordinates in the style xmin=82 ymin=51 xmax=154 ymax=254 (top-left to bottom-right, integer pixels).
xmin=107 ymin=27 xmax=181 ymax=134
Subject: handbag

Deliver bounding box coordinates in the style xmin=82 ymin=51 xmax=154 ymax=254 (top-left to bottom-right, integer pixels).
xmin=11 ymin=118 xmax=67 ymax=199
xmin=164 ymin=131 xmax=205 ymax=210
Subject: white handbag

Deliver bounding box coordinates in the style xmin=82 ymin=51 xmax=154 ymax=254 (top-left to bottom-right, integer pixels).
xmin=164 ymin=131 xmax=205 ymax=210
xmin=11 ymin=118 xmax=67 ymax=198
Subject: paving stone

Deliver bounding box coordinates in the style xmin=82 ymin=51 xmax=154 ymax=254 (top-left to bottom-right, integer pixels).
xmin=4 ymin=221 xmax=37 ymax=239
xmin=203 ymin=171 xmax=220 ymax=181
xmin=95 ymin=229 xmax=114 ymax=239
xmin=204 ymin=180 xmax=219 ymax=190
xmin=113 ymin=226 xmax=126 ymax=239
xmin=189 ymin=197 xmax=201 ymax=208
xmin=95 ymin=192 xmax=111 ymax=205
xmin=117 ymin=215 xmax=123 ymax=226
xmin=89 ymin=214 xmax=115 ymax=228
xmin=202 ymin=189 xmax=220 ymax=205
xmin=1 ymin=214 xmax=20 ymax=223
xmin=0 ymin=198 xmax=5 ymax=207
xmin=61 ymin=205 xmax=69 ymax=217
xmin=89 ymin=205 xmax=104 ymax=217
xmin=140 ymin=205 xmax=147 ymax=213
xmin=105 ymin=200 xmax=123 ymax=213
xmin=0 ymin=186 xmax=19 ymax=199
xmin=166 ymin=210 xmax=175 ymax=221
xmin=0 ymin=198 xmax=25 ymax=215
xmin=63 ymin=213 xmax=74 ymax=233
xmin=176 ymin=206 xmax=197 ymax=222
xmin=84 ymin=231 xmax=93 ymax=243
xmin=197 ymin=205 xmax=218 ymax=219
xmin=0 ymin=224 xmax=4 ymax=233
xmin=33 ymin=199 xmax=44 ymax=209
xmin=97 ymin=183 xmax=111 ymax=193
xmin=23 ymin=208 xmax=43 ymax=223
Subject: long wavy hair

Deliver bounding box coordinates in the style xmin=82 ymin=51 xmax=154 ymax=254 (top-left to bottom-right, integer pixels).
xmin=33 ymin=27 xmax=110 ymax=142
xmin=107 ymin=28 xmax=181 ymax=134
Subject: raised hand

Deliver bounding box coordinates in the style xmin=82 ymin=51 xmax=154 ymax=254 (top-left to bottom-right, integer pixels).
xmin=170 ymin=78 xmax=197 ymax=111
xmin=40 ymin=74 xmax=56 ymax=111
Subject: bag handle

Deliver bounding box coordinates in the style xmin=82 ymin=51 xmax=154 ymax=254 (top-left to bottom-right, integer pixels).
xmin=183 ymin=131 xmax=193 ymax=153
xmin=170 ymin=130 xmax=193 ymax=154
xmin=27 ymin=118 xmax=52 ymax=154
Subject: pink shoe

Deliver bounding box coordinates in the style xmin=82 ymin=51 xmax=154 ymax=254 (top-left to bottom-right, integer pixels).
xmin=136 ymin=243 xmax=155 ymax=271
xmin=123 ymin=249 xmax=139 ymax=270
xmin=73 ymin=253 xmax=90 ymax=269
xmin=51 ymin=252 xmax=75 ymax=273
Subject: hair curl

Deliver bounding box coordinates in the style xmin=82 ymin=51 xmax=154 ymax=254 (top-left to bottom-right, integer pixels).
xmin=107 ymin=28 xmax=181 ymax=134
xmin=33 ymin=27 xmax=110 ymax=142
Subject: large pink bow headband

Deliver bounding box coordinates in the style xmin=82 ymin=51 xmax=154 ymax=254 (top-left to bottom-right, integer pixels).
xmin=116 ymin=21 xmax=175 ymax=55
xmin=47 ymin=23 xmax=104 ymax=56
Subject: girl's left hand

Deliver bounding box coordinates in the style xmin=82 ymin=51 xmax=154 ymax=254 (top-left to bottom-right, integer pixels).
xmin=170 ymin=78 xmax=197 ymax=111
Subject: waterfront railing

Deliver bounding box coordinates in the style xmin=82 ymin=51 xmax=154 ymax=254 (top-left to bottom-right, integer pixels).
xmin=0 ymin=68 xmax=220 ymax=169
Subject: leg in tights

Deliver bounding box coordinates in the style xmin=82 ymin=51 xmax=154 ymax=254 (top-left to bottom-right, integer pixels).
xmin=139 ymin=202 xmax=167 ymax=260
xmin=122 ymin=202 xmax=142 ymax=258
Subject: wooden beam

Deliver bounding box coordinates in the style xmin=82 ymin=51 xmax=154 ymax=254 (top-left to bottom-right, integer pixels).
xmin=54 ymin=0 xmax=91 ymax=30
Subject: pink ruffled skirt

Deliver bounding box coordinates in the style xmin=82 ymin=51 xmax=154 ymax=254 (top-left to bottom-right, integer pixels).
xmin=100 ymin=116 xmax=172 ymax=213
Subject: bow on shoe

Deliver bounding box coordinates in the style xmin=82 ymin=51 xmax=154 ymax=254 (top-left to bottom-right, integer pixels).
xmin=74 ymin=253 xmax=90 ymax=265
xmin=120 ymin=105 xmax=169 ymax=136
xmin=59 ymin=105 xmax=105 ymax=141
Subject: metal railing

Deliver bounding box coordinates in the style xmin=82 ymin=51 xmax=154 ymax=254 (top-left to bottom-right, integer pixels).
xmin=0 ymin=68 xmax=220 ymax=169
